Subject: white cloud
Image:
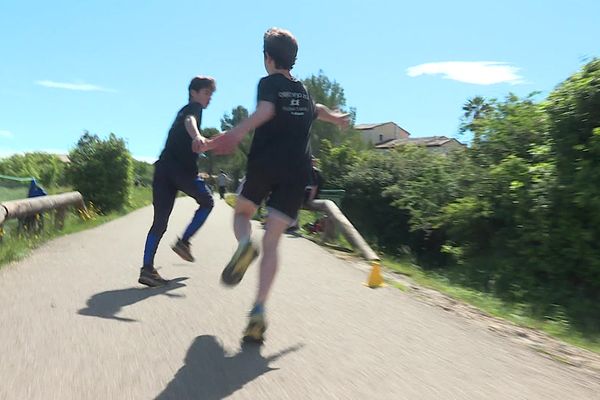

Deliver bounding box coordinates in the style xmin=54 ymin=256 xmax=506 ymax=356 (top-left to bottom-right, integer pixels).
xmin=35 ymin=80 xmax=115 ymax=92
xmin=0 ymin=130 xmax=13 ymax=139
xmin=406 ymin=61 xmax=524 ymax=85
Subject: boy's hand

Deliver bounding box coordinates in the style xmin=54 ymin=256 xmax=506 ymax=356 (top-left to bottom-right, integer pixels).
xmin=192 ymin=136 xmax=207 ymax=153
xmin=315 ymin=104 xmax=351 ymax=129
xmin=332 ymin=111 xmax=351 ymax=128
xmin=208 ymin=132 xmax=241 ymax=155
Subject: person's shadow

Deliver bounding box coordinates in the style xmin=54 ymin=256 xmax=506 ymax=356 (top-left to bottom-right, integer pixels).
xmin=78 ymin=277 xmax=188 ymax=322
xmin=156 ymin=335 xmax=304 ymax=400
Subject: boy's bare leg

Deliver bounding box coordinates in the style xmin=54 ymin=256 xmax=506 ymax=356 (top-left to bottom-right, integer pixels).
xmin=255 ymin=210 xmax=290 ymax=305
xmin=221 ymin=196 xmax=260 ymax=287
xmin=242 ymin=210 xmax=289 ymax=343
xmin=233 ymin=196 xmax=257 ymax=241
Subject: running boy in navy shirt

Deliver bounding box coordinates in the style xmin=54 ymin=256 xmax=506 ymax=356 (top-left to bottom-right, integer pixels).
xmin=139 ymin=76 xmax=216 ymax=287
xmin=204 ymin=28 xmax=349 ymax=342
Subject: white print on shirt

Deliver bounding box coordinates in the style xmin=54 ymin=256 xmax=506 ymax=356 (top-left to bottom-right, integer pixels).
xmin=278 ymin=91 xmax=310 ymax=100
xmin=280 ymin=91 xmax=309 ymax=116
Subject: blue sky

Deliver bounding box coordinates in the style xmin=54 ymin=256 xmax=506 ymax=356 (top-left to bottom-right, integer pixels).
xmin=1 ymin=0 xmax=599 ymax=162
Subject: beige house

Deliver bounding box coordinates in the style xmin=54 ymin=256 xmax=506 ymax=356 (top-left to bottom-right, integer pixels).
xmin=354 ymin=122 xmax=411 ymax=145
xmin=375 ymin=136 xmax=466 ymax=154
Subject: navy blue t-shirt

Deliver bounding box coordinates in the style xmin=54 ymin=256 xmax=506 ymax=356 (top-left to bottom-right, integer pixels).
xmin=248 ymin=74 xmax=316 ymax=180
xmin=159 ymin=102 xmax=203 ymax=174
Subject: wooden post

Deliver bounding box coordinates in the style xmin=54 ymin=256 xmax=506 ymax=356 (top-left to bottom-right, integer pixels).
xmin=0 ymin=206 xmax=6 ymax=226
xmin=306 ymin=199 xmax=379 ymax=261
xmin=2 ymin=192 xmax=84 ymax=220
xmin=55 ymin=207 xmax=67 ymax=230
xmin=321 ymin=215 xmax=337 ymax=243
xmin=0 ymin=192 xmax=85 ymax=234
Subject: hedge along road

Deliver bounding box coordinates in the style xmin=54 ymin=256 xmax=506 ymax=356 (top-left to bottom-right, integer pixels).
xmin=0 ymin=196 xmax=598 ymax=400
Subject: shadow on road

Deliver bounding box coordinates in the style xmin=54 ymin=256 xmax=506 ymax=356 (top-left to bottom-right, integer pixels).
xmin=156 ymin=335 xmax=304 ymax=399
xmin=77 ymin=277 xmax=188 ymax=322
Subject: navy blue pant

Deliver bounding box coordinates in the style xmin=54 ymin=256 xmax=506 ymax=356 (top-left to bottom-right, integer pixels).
xmin=142 ymin=160 xmax=214 ymax=267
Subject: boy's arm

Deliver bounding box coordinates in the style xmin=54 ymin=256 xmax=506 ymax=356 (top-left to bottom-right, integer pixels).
xmin=315 ymin=104 xmax=350 ymax=128
xmin=204 ymin=101 xmax=275 ymax=154
xmin=185 ymin=115 xmax=208 ymax=153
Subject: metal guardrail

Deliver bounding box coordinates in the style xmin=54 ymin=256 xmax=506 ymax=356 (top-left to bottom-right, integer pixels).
xmin=0 ymin=192 xmax=85 ymax=228
xmin=306 ymin=199 xmax=379 ymax=261
xmin=319 ymin=189 xmax=345 ymax=206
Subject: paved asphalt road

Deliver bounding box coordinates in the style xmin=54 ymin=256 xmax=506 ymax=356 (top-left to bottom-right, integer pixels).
xmin=1 ymin=196 xmax=598 ymax=399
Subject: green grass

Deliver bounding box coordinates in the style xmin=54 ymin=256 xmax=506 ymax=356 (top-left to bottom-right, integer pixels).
xmin=0 ymin=186 xmax=153 ymax=268
xmin=383 ymin=256 xmax=600 ymax=353
xmin=0 ymin=186 xmax=29 ymax=202
xmin=392 ymin=281 xmax=409 ymax=292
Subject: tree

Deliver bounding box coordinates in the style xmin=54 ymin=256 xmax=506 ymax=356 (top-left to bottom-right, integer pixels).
xmin=303 ymin=71 xmax=357 ymax=155
xmin=132 ymin=159 xmax=153 ymax=187
xmin=219 ymin=106 xmax=253 ymax=185
xmin=66 ymin=132 xmax=133 ymax=212
xmin=220 ymin=106 xmax=249 ymax=132
xmin=544 ymin=59 xmax=600 ymax=327
xmin=462 ymin=95 xmax=492 ymax=120
xmin=341 ymin=149 xmax=411 ymax=254
xmin=318 ymin=139 xmax=360 ymax=189
xmin=466 ymin=93 xmax=547 ymax=167
xmin=198 ymin=106 xmax=253 ymax=188
xmin=197 ymin=127 xmax=220 ymax=180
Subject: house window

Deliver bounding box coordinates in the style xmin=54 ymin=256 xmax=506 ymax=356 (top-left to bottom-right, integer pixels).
xmin=379 ymin=134 xmax=383 ymax=142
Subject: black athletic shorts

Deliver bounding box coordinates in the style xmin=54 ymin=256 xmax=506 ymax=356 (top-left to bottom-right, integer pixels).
xmin=240 ymin=163 xmax=308 ymax=221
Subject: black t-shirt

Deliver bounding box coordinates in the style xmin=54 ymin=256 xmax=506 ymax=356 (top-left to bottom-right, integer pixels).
xmin=159 ymin=102 xmax=203 ymax=174
xmin=248 ymin=74 xmax=316 ymax=181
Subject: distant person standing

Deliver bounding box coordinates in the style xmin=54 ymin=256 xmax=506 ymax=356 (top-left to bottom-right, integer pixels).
xmin=217 ymin=170 xmax=232 ymax=199
xmin=138 ymin=76 xmax=216 ymax=287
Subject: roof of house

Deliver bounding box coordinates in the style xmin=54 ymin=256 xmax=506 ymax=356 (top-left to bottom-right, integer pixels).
xmin=374 ymin=136 xmax=465 ymax=149
xmin=355 ymin=121 xmax=408 ymax=131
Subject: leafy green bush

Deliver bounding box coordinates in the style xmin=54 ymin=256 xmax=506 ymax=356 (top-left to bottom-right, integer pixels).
xmin=66 ymin=132 xmax=133 ymax=212
xmin=333 ymin=60 xmax=600 ymax=332
xmin=132 ymin=159 xmax=154 ymax=187
xmin=0 ymin=152 xmax=66 ymax=187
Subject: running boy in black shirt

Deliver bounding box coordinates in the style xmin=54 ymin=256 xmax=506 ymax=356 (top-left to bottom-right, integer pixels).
xmin=138 ymin=76 xmax=216 ymax=287
xmin=203 ymin=28 xmax=349 ymax=342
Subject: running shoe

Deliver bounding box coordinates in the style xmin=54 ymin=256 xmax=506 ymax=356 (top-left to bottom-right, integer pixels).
xmin=138 ymin=267 xmax=169 ymax=287
xmin=242 ymin=311 xmax=267 ymax=344
xmin=221 ymin=238 xmax=259 ymax=286
xmin=171 ymin=237 xmax=195 ymax=262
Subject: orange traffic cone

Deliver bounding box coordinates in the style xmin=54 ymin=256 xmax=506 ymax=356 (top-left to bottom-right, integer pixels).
xmin=364 ymin=261 xmax=386 ymax=288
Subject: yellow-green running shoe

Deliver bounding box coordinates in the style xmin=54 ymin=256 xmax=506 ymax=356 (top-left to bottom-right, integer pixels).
xmin=242 ymin=312 xmax=267 ymax=344
xmin=221 ymin=238 xmax=259 ymax=286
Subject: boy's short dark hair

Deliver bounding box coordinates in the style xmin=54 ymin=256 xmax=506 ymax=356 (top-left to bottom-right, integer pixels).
xmin=263 ymin=27 xmax=298 ymax=70
xmin=189 ymin=76 xmax=216 ymax=93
